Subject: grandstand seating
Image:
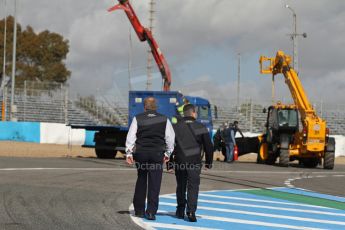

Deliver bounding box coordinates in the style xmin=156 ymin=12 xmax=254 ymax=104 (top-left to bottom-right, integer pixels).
xmin=0 ymin=90 xmax=343 ymax=135
xmin=212 ymin=103 xmax=345 ymax=135
xmin=0 ymin=93 xmax=100 ymax=125
xmin=74 ymin=97 xmax=128 ymax=126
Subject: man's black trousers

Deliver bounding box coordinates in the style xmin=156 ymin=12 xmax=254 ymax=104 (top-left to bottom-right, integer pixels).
xmin=133 ymin=152 xmax=164 ymax=215
xmin=175 ymin=163 xmax=201 ymax=213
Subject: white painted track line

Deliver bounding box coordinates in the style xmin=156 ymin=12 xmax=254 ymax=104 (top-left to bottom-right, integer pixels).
xmin=159 ymin=200 xmax=345 ymax=217
xmin=158 ymin=202 xmax=345 ymax=226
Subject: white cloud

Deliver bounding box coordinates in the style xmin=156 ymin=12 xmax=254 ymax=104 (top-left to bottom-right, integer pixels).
xmin=2 ymin=0 xmax=344 ymax=104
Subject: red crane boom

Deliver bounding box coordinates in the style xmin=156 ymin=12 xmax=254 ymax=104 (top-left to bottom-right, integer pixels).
xmin=108 ymin=0 xmax=172 ymax=91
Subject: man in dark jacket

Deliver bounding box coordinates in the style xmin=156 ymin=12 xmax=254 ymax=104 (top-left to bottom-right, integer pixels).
xmin=220 ymin=122 xmax=228 ymax=162
xmin=223 ymin=121 xmax=245 ymax=163
xmin=213 ymin=127 xmax=222 ymax=152
xmin=126 ymin=97 xmax=175 ymax=220
xmin=223 ymin=122 xmax=236 ymax=163
xmin=168 ymin=104 xmax=213 ymax=222
xmin=233 ymin=120 xmax=244 ymax=138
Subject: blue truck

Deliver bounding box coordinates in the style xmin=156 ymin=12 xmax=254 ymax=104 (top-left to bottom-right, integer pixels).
xmin=73 ymin=91 xmax=214 ymax=158
xmin=72 ymin=0 xmax=216 ymax=158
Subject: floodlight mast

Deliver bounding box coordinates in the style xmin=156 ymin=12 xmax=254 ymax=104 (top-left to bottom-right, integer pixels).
xmin=285 ymin=4 xmax=307 ymax=74
xmin=108 ymin=0 xmax=172 ymax=91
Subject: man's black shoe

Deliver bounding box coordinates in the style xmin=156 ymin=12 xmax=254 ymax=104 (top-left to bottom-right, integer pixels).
xmin=175 ymin=209 xmax=185 ymax=219
xmin=186 ymin=212 xmax=197 ymax=222
xmin=134 ymin=212 xmax=144 ymax=218
xmin=146 ymin=212 xmax=156 ymax=221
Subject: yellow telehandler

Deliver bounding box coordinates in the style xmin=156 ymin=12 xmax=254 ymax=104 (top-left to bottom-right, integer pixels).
xmin=257 ymin=50 xmax=335 ymax=169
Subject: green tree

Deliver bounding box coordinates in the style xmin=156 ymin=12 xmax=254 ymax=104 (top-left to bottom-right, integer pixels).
xmin=0 ymin=16 xmax=70 ymax=89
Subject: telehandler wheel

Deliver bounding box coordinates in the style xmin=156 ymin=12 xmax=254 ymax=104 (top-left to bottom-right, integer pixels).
xmin=256 ymin=143 xmax=268 ymax=164
xmin=256 ymin=154 xmax=264 ymax=164
xmin=265 ymin=152 xmax=277 ymax=165
xmin=302 ymin=158 xmax=319 ymax=168
xmin=279 ymin=149 xmax=289 ymax=167
xmin=323 ymin=151 xmax=335 ymax=170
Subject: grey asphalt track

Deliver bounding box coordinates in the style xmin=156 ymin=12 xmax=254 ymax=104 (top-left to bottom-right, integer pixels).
xmin=0 ymin=157 xmax=344 ymax=230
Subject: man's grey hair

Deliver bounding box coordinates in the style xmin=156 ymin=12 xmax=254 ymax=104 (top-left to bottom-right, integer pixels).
xmin=144 ymin=97 xmax=157 ymax=111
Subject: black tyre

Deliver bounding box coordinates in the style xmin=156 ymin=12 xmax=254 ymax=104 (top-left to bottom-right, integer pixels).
xmin=95 ymin=148 xmax=117 ymax=159
xmin=265 ymin=151 xmax=277 ymax=165
xmin=256 ymin=154 xmax=264 ymax=164
xmin=323 ymin=151 xmax=335 ymax=170
xmin=326 ymin=137 xmax=336 ymax=152
xmin=302 ymin=158 xmax=319 ymax=168
xmin=279 ymin=149 xmax=289 ymax=167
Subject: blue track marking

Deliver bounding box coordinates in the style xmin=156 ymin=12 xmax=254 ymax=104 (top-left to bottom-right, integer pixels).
xmin=130 ymin=188 xmax=345 ymax=230
xmin=157 ymin=202 xmax=345 ymax=229
xmin=272 ymin=187 xmax=345 ymax=203
xmin=159 ymin=198 xmax=345 ymax=222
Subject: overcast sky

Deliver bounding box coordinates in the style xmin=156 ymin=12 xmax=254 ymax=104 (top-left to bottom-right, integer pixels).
xmin=1 ymin=0 xmax=345 ymax=106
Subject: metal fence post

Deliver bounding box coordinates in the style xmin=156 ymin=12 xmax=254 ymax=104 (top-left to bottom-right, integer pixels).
xmin=250 ymin=98 xmax=253 ymax=133
xmin=3 ymin=86 xmax=6 ymax=121
xmin=64 ymin=85 xmax=69 ymax=124
xmin=96 ymin=102 xmax=99 ymax=122
xmin=246 ymin=98 xmax=250 ymax=121
xmin=24 ymin=80 xmax=26 ymax=121
xmin=246 ymin=99 xmax=249 ymax=120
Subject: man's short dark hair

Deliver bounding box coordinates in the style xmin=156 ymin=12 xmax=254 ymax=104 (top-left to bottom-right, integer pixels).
xmin=183 ymin=104 xmax=195 ymax=117
xmin=234 ymin=120 xmax=239 ymax=125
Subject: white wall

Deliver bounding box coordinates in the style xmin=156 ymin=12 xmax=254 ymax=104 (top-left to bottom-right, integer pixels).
xmin=333 ymin=135 xmax=345 ymax=157
xmin=40 ymin=123 xmax=85 ymax=145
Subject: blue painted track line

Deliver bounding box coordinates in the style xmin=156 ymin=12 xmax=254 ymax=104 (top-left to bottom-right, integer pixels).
xmin=132 ymin=188 xmax=345 ymax=230
xmin=185 ymin=193 xmax=336 ymax=210
xmin=272 ymin=187 xmax=345 ymax=203
xmin=159 ymin=198 xmax=345 ymax=220
xmin=158 ymin=200 xmax=345 ymax=228
xmin=144 ymin=210 xmax=311 ymax=230
xmin=156 ymin=202 xmax=345 ymax=229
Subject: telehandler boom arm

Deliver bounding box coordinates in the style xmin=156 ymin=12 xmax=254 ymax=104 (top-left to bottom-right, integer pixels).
xmin=108 ymin=0 xmax=172 ymax=91
xmin=259 ymin=50 xmax=318 ymax=121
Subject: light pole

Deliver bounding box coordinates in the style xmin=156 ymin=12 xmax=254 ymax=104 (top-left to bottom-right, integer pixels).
xmin=10 ymin=0 xmax=17 ymax=121
xmin=286 ymin=4 xmax=307 ymax=74
xmin=237 ymin=53 xmax=241 ymax=111
xmin=2 ymin=0 xmax=8 ymax=120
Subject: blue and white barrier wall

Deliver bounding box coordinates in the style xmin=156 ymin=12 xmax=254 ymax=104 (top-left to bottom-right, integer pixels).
xmin=0 ymin=122 xmax=344 ymax=157
xmin=0 ymin=122 xmax=40 ymax=143
xmin=0 ymin=122 xmax=95 ymax=146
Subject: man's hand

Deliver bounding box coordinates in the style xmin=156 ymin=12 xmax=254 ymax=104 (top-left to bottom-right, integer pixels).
xmin=163 ymin=156 xmax=170 ymax=163
xmin=126 ymin=156 xmax=134 ymax=165
xmin=167 ymin=169 xmax=174 ymax=173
